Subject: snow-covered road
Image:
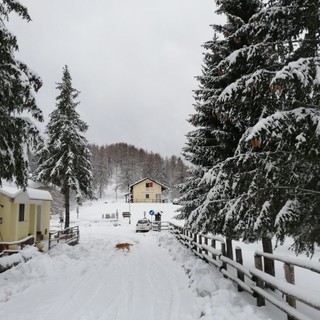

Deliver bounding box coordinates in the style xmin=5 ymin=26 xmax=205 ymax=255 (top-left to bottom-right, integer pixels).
xmin=0 ymin=201 xmax=279 ymax=320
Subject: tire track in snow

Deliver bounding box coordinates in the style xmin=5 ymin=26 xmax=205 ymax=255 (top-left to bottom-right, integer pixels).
xmin=0 ymin=228 xmax=199 ymax=320
xmin=99 ymin=231 xmax=198 ymax=320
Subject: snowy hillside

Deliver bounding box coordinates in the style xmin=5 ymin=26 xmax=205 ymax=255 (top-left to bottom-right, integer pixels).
xmin=0 ymin=197 xmax=319 ymax=320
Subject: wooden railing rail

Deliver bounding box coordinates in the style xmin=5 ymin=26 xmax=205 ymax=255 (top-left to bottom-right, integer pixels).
xmin=152 ymin=221 xmax=170 ymax=231
xmin=48 ymin=226 xmax=80 ymax=250
xmin=250 ymin=266 xmax=320 ymax=310
xmin=168 ymin=222 xmax=320 ymax=320
xmin=255 ymin=250 xmax=320 ymax=274
xmin=0 ymin=235 xmax=35 ymax=257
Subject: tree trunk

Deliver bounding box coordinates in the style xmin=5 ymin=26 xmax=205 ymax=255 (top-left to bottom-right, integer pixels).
xmin=64 ymin=186 xmax=70 ymax=229
xmin=99 ymin=184 xmax=103 ymax=198
xmin=262 ymin=237 xmax=275 ymax=290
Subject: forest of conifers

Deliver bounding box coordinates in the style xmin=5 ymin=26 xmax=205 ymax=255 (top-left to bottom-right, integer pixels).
xmin=89 ymin=143 xmax=189 ymax=200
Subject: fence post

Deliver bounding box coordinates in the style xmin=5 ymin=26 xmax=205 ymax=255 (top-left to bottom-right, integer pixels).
xmin=193 ymin=233 xmax=197 ymax=252
xmin=178 ymin=226 xmax=182 ymax=240
xmin=226 ymin=238 xmax=233 ymax=260
xmin=221 ymin=242 xmax=227 ymax=273
xmin=77 ymin=226 xmax=80 ymax=243
xmin=211 ymin=239 xmax=216 ymax=260
xmin=284 ymin=263 xmax=296 ymax=320
xmin=48 ymin=233 xmax=52 ymax=250
xmin=185 ymin=229 xmax=189 ymax=246
xmin=235 ymin=247 xmax=244 ymax=292
xmin=262 ymin=237 xmax=275 ymax=291
xmin=184 ymin=229 xmax=188 ymax=247
xmin=254 ymin=254 xmax=265 ymax=307
xmin=198 ymin=234 xmax=202 ymax=256
xmin=204 ymin=236 xmax=208 ymax=257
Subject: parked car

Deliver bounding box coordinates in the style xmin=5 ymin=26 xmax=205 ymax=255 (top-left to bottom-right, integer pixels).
xmin=136 ymin=219 xmax=152 ymax=232
xmin=172 ymin=198 xmax=179 ymax=205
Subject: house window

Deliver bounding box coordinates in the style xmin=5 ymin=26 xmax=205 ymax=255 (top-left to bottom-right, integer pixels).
xmin=19 ymin=204 xmax=25 ymax=222
xmin=146 ymin=182 xmax=153 ymax=188
xmin=146 ymin=194 xmax=150 ymax=199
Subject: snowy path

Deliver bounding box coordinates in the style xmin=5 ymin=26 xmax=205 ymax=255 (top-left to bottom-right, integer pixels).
xmin=0 ymin=202 xmax=279 ymax=320
xmin=1 ymin=228 xmax=196 ymax=319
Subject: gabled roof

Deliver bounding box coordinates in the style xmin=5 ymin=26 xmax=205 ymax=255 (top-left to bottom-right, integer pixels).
xmin=0 ymin=186 xmax=52 ymax=203
xmin=129 ymin=177 xmax=169 ymax=190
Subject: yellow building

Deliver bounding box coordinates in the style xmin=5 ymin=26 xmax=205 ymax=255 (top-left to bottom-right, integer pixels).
xmin=0 ymin=186 xmax=52 ymax=250
xmin=129 ymin=178 xmax=169 ymax=203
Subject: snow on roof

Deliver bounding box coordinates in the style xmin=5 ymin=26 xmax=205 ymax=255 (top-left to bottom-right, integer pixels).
xmin=0 ymin=185 xmax=52 ymax=201
xmin=129 ymin=177 xmax=169 ymax=189
xmin=0 ymin=186 xmax=22 ymax=198
xmin=26 ymin=188 xmax=52 ymax=201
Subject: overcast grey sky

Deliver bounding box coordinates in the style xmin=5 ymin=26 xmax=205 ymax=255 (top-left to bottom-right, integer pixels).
xmin=9 ymin=0 xmax=222 ymax=157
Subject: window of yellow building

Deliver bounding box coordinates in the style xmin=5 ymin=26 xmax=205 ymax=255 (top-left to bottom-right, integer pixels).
xmin=19 ymin=204 xmax=25 ymax=222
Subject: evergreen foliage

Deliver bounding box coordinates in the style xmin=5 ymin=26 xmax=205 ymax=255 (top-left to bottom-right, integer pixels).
xmin=90 ymin=145 xmax=112 ymax=199
xmin=180 ymin=0 xmax=261 ymax=231
xmin=183 ymin=0 xmax=320 ymax=255
xmin=34 ymin=66 xmax=93 ymax=228
xmin=0 ymin=0 xmax=43 ymax=188
xmin=89 ymin=142 xmax=188 ymax=200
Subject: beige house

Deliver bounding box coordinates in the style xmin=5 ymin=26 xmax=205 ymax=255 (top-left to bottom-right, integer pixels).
xmin=128 ymin=178 xmax=169 ymax=203
xmin=0 ymin=186 xmax=52 ymax=250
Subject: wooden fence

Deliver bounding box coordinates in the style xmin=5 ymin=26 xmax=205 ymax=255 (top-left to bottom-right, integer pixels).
xmin=48 ymin=226 xmax=80 ymax=250
xmin=0 ymin=235 xmax=35 ymax=257
xmin=169 ymin=222 xmax=320 ymax=320
xmin=0 ymin=227 xmax=80 ymax=273
xmin=152 ymin=220 xmax=170 ymax=231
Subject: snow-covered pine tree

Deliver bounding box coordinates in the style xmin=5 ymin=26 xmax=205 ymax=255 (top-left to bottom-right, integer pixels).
xmin=0 ymin=0 xmax=43 ymax=188
xmin=34 ymin=66 xmax=93 ymax=228
xmin=199 ymin=0 xmax=320 ymax=255
xmin=180 ymin=0 xmax=261 ymax=234
xmin=175 ymin=166 xmax=207 ymax=220
xmin=244 ymin=0 xmax=320 ymax=255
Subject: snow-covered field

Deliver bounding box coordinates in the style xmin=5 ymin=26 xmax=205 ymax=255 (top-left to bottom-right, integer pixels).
xmin=0 ymin=196 xmax=319 ymax=320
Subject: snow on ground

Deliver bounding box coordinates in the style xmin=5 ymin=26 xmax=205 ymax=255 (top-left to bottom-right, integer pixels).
xmin=0 ymin=196 xmax=318 ymax=320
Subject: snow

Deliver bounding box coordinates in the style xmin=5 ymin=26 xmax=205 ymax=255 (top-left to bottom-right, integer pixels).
xmin=246 ymin=107 xmax=320 ymax=143
xmin=271 ymin=58 xmax=313 ymax=88
xmin=274 ymin=200 xmax=298 ymax=232
xmin=251 ymin=267 xmax=320 ymax=307
xmin=0 ymin=246 xmax=38 ymax=269
xmin=0 ymin=195 xmax=319 ymax=320
xmin=0 ymin=185 xmax=52 ymax=201
xmin=254 ymin=251 xmax=320 ymax=274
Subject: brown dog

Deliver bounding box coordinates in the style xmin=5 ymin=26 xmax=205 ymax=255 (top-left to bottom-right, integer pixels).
xmin=115 ymin=243 xmax=133 ymax=252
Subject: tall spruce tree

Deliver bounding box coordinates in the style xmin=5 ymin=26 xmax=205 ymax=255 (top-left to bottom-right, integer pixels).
xmin=34 ymin=66 xmax=93 ymax=228
xmin=192 ymin=0 xmax=320 ymax=255
xmin=180 ymin=0 xmax=261 ymax=233
xmin=240 ymin=0 xmax=320 ymax=255
xmin=0 ymin=0 xmax=43 ymax=187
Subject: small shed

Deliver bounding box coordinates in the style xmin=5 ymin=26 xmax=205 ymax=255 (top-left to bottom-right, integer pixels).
xmin=0 ymin=185 xmax=52 ymax=249
xmin=128 ymin=178 xmax=169 ymax=203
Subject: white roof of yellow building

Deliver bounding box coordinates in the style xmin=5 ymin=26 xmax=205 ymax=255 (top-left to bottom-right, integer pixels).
xmin=0 ymin=185 xmax=52 ymax=202
xmin=129 ymin=177 xmax=169 ymax=190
